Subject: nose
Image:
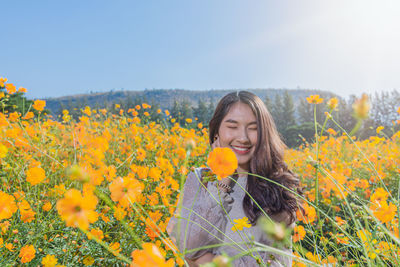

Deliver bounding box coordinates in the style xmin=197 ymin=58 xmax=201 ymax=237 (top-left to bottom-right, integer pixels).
xmin=236 ymin=127 xmax=250 ymax=143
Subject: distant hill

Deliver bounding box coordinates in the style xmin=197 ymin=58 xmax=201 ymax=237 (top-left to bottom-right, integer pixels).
xmin=44 ymin=88 xmax=338 ymax=116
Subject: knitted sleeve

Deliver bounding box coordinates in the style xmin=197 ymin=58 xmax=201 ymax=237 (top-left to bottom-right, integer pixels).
xmin=167 ymin=168 xmax=234 ymax=260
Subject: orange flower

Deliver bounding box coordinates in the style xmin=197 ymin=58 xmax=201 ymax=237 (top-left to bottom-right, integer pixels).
xmin=110 ymin=242 xmax=122 ymax=255
xmin=18 ymin=87 xmax=27 ymax=93
xmin=352 ymin=93 xmax=370 ymax=119
xmin=22 ymin=111 xmax=34 ymax=120
xmin=42 ymin=201 xmax=52 ymax=212
xmin=185 ymin=118 xmax=192 ymax=123
xmin=136 ymin=148 xmax=146 ymax=161
xmin=32 ymin=100 xmax=46 ymax=111
xmin=326 ymin=128 xmax=337 ymax=136
xmin=207 ymin=147 xmax=238 ymax=180
xmin=19 ymin=244 xmax=36 ymax=263
xmin=88 ymin=228 xmax=104 ymax=240
xmin=26 ymin=166 xmax=46 ymax=185
xmin=293 ymin=225 xmax=306 ymax=242
xmin=296 ymin=203 xmax=316 ymax=224
xmin=0 ymin=191 xmax=18 ymax=220
xmin=131 ymin=242 xmax=175 ymax=267
xmin=5 ymin=83 xmax=16 ymax=94
xmin=306 ymin=95 xmax=324 ymax=104
xmin=109 ymin=176 xmax=144 ymax=208
xmin=370 ymin=187 xmax=388 ymax=204
xmin=0 ymin=77 xmax=7 ymax=87
xmin=56 ymin=189 xmax=98 ymax=230
xmin=372 ymin=201 xmax=397 ymax=224
xmin=18 ymin=200 xmax=36 ymax=223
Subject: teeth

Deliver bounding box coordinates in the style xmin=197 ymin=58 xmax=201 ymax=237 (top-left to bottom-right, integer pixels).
xmin=232 ymin=146 xmax=250 ymax=151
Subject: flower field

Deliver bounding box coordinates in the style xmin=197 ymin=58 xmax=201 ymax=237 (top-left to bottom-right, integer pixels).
xmin=0 ymin=78 xmax=400 ymax=266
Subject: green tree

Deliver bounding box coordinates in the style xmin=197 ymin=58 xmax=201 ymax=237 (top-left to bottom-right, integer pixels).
xmin=193 ymin=99 xmax=208 ymax=123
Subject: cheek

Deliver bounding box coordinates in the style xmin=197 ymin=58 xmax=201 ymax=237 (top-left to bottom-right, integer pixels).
xmin=249 ymin=132 xmax=258 ymax=145
xmin=218 ymin=132 xmax=234 ymax=147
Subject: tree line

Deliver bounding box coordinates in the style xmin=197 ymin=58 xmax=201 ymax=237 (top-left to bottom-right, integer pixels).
xmin=2 ymin=83 xmax=399 ymax=148
xmin=56 ymin=90 xmax=400 ymax=148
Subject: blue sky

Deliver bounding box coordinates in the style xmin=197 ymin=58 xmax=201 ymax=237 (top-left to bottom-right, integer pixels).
xmin=2 ymin=0 xmax=400 ymax=99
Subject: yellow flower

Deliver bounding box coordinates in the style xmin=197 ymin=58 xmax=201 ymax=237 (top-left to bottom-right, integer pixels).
xmin=33 ymin=99 xmax=46 ymax=111
xmin=131 ymin=242 xmax=175 ymax=267
xmin=185 ymin=118 xmax=192 ymax=123
xmin=18 ymin=87 xmax=27 ymax=93
xmin=376 ymin=126 xmax=384 ymax=134
xmin=352 ymin=93 xmax=370 ymax=119
xmin=231 ymin=216 xmax=251 ymax=232
xmin=82 ymin=255 xmax=95 ymax=266
xmin=56 ymin=189 xmax=98 ymax=230
xmin=82 ymin=106 xmax=92 ymax=116
xmin=207 ymin=147 xmax=238 ymax=180
xmin=19 ymin=244 xmax=36 ymax=263
xmin=327 ymin=97 xmax=338 ymax=110
xmin=42 ymin=254 xmax=58 ymax=267
xmin=0 ymin=143 xmax=8 ymax=158
xmin=0 ymin=77 xmax=7 ymax=87
xmin=306 ymin=94 xmax=324 ymax=104
xmin=26 ymin=166 xmax=46 ymax=186
xmin=0 ymin=191 xmax=18 ymax=220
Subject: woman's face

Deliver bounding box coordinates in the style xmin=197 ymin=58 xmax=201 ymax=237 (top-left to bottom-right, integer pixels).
xmin=217 ymin=102 xmax=258 ymax=173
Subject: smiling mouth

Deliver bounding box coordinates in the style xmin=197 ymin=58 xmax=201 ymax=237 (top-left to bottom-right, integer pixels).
xmin=231 ymin=145 xmax=252 ymax=154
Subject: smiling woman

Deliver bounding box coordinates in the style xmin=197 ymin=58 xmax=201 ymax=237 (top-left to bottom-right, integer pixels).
xmin=167 ymin=91 xmax=304 ymax=266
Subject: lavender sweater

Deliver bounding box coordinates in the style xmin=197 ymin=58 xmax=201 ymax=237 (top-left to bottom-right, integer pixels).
xmin=167 ymin=167 xmax=295 ymax=266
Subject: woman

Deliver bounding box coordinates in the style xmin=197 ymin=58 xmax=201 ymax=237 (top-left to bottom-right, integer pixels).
xmin=167 ymin=91 xmax=303 ymax=266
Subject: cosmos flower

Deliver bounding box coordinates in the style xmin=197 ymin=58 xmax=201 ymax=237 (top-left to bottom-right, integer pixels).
xmin=207 ymin=147 xmax=238 ymax=180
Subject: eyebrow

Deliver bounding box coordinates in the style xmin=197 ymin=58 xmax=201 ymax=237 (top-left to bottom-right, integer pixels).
xmin=224 ymin=119 xmax=257 ymax=126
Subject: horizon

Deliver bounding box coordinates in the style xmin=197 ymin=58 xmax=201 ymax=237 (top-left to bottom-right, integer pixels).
xmin=2 ymin=0 xmax=400 ymax=100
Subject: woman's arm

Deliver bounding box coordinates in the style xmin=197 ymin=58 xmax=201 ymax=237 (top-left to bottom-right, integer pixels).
xmin=167 ymin=169 xmax=234 ymax=260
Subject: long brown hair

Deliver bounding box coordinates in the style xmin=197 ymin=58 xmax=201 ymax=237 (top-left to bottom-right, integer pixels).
xmin=209 ymin=91 xmax=303 ymax=225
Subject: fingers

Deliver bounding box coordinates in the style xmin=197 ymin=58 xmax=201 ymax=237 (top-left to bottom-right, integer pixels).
xmin=211 ymin=136 xmax=220 ymax=150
